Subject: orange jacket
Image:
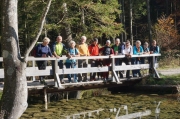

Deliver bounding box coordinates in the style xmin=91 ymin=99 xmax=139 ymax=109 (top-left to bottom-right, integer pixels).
xmin=88 ymin=44 xmax=99 ymax=56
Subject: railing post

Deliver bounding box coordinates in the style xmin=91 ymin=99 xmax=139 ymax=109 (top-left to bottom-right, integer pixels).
xmin=111 ymin=57 xmax=115 ymax=81
xmin=32 ymin=60 xmax=35 ymax=81
xmin=52 ymin=59 xmax=62 ymax=87
xmin=152 ymin=56 xmax=156 ymax=78
xmin=111 ymin=57 xmax=120 ymax=83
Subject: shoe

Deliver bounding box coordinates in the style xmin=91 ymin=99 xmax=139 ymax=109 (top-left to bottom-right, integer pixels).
xmin=61 ymin=80 xmax=65 ymax=84
xmin=126 ymin=76 xmax=132 ymax=79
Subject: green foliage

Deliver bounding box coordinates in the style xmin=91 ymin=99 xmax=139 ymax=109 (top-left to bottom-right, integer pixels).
xmin=46 ymin=0 xmax=123 ymax=40
xmin=133 ymin=0 xmax=147 ymax=19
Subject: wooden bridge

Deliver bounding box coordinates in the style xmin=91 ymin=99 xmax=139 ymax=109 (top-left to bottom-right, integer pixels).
xmin=0 ymin=54 xmax=160 ymax=92
xmin=0 ymin=54 xmax=161 ymax=109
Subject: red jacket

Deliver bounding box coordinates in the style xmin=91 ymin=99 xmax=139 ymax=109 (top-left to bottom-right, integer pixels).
xmin=88 ymin=44 xmax=99 ymax=56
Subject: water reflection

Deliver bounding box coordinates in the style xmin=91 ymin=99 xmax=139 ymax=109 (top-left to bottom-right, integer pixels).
xmin=61 ymin=102 xmax=161 ymax=119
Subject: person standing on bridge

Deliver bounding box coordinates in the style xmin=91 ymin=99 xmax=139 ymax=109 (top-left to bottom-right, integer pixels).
xmin=99 ymin=40 xmax=114 ymax=82
xmin=111 ymin=38 xmax=124 ymax=78
xmin=141 ymin=42 xmax=150 ymax=64
xmin=132 ymin=40 xmax=144 ymax=77
xmin=122 ymin=40 xmax=133 ymax=79
xmin=150 ymin=40 xmax=160 ymax=63
xmin=52 ymin=36 xmax=67 ymax=84
xmin=36 ymin=37 xmax=53 ymax=84
xmin=65 ymin=41 xmax=80 ymax=83
xmin=149 ymin=40 xmax=160 ymax=74
xmin=88 ymin=38 xmax=99 ymax=81
xmin=77 ymin=36 xmax=90 ymax=82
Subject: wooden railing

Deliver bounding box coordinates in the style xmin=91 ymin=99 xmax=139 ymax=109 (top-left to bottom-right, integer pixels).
xmin=0 ymin=54 xmax=161 ymax=88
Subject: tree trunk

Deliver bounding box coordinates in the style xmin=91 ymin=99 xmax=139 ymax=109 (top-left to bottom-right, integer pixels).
xmin=129 ymin=0 xmax=133 ymax=45
xmin=146 ymin=0 xmax=152 ymax=45
xmin=63 ymin=3 xmax=72 ymax=45
xmin=1 ymin=0 xmax=52 ymax=118
xmin=122 ymin=0 xmax=126 ymax=42
xmin=1 ymin=0 xmax=28 ymax=118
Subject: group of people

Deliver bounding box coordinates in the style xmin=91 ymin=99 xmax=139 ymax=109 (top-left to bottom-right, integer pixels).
xmin=35 ymin=35 xmax=160 ymax=84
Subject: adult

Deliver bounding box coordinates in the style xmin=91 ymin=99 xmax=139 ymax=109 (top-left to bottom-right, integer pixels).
xmin=99 ymin=40 xmax=114 ymax=81
xmin=88 ymin=38 xmax=99 ymax=81
xmin=149 ymin=40 xmax=160 ymax=74
xmin=142 ymin=42 xmax=150 ymax=64
xmin=132 ymin=40 xmax=144 ymax=77
xmin=52 ymin=36 xmax=67 ymax=83
xmin=36 ymin=37 xmax=53 ymax=84
xmin=111 ymin=38 xmax=124 ymax=78
xmin=77 ymin=36 xmax=90 ymax=82
xmin=122 ymin=40 xmax=133 ymax=79
xmin=65 ymin=41 xmax=80 ymax=83
xmin=150 ymin=40 xmax=160 ymax=62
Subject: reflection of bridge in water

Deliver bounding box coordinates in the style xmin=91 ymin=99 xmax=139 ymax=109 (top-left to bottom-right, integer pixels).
xmin=60 ymin=102 xmax=161 ymax=119
xmin=0 ymin=54 xmax=161 ymax=108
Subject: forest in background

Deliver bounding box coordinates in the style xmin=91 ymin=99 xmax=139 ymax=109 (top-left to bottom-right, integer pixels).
xmin=0 ymin=0 xmax=180 ymax=55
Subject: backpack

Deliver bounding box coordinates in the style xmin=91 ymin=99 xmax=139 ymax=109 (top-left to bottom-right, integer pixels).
xmin=31 ymin=43 xmax=42 ymax=57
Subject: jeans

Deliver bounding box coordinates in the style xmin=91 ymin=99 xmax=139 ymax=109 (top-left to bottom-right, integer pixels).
xmin=65 ymin=62 xmax=77 ymax=83
xmin=58 ymin=60 xmax=63 ymax=80
xmin=132 ymin=58 xmax=142 ymax=77
xmin=78 ymin=59 xmax=88 ymax=81
xmin=90 ymin=60 xmax=99 ymax=79
xmin=123 ymin=58 xmax=131 ymax=78
xmin=36 ymin=61 xmax=47 ymax=80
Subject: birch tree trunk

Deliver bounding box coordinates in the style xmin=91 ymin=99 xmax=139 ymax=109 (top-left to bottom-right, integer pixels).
xmin=1 ymin=0 xmax=27 ymax=118
xmin=0 ymin=0 xmax=52 ymax=118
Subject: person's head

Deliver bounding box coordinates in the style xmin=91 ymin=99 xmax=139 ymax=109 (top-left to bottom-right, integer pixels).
xmin=152 ymin=40 xmax=157 ymax=46
xmin=144 ymin=42 xmax=149 ymax=48
xmin=115 ymin=38 xmax=120 ymax=45
xmin=81 ymin=36 xmax=87 ymax=43
xmin=42 ymin=37 xmax=50 ymax=46
xmin=93 ymin=38 xmax=98 ymax=45
xmin=106 ymin=40 xmax=111 ymax=46
xmin=56 ymin=36 xmax=62 ymax=43
xmin=136 ymin=40 xmax=141 ymax=47
xmin=69 ymin=40 xmax=76 ymax=48
xmin=125 ymin=40 xmax=130 ymax=47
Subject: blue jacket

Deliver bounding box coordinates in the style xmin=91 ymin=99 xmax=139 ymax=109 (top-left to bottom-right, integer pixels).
xmin=133 ymin=46 xmax=144 ymax=55
xmin=150 ymin=45 xmax=160 ymax=53
xmin=36 ymin=44 xmax=52 ymax=57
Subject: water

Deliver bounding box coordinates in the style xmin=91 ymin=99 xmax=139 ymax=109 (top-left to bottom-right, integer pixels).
xmin=21 ymin=92 xmax=180 ymax=119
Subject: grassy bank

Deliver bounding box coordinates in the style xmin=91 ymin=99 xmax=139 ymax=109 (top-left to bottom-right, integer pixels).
xmin=142 ymin=74 xmax=180 ymax=85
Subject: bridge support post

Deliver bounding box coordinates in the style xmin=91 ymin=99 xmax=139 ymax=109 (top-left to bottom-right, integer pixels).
xmin=44 ymin=88 xmax=48 ymax=109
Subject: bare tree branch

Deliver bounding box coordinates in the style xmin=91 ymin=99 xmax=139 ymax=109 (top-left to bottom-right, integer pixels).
xmin=24 ymin=0 xmax=52 ymax=62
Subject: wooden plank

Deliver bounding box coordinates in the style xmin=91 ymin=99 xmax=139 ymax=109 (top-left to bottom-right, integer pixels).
xmin=26 ymin=68 xmax=52 ymax=76
xmin=0 ymin=69 xmax=4 ymax=78
xmin=114 ymin=64 xmax=150 ymax=71
xmin=57 ymin=66 xmax=109 ymax=74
